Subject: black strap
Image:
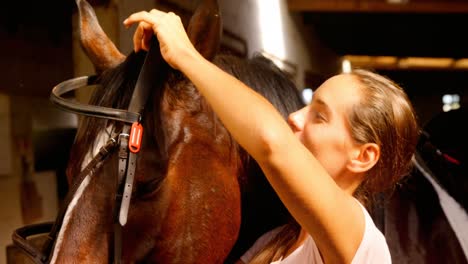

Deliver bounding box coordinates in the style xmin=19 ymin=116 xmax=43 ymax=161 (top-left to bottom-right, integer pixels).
xmin=50 ymin=76 xmax=141 ymax=124
xmin=112 ymin=38 xmax=164 ymax=263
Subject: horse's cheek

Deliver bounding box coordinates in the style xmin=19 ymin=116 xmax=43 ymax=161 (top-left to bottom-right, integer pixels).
xmin=155 ymin=142 xmax=242 ymax=261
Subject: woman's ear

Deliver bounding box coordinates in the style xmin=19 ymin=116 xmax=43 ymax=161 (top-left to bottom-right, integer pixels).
xmin=347 ymin=143 xmax=380 ymax=173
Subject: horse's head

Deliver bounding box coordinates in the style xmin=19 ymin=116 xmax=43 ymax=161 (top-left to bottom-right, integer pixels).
xmin=51 ymin=0 xmax=303 ymax=263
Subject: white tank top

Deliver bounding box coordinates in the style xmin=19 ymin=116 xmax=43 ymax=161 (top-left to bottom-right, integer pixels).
xmin=240 ymin=202 xmax=391 ymax=264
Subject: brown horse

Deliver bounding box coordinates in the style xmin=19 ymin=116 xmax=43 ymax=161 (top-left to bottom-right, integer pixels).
xmin=39 ymin=0 xmax=303 ymax=263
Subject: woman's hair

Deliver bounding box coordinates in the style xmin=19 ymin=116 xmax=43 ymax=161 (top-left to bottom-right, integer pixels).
xmin=248 ymin=221 xmax=301 ymax=264
xmin=349 ymin=69 xmax=420 ymax=203
xmin=248 ymin=69 xmax=420 ymax=263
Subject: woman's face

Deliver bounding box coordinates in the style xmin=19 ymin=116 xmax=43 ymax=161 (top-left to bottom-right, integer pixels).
xmin=288 ymin=74 xmax=362 ymax=179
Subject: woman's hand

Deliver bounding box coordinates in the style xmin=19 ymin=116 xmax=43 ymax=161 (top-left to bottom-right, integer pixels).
xmin=123 ymin=9 xmax=199 ymax=70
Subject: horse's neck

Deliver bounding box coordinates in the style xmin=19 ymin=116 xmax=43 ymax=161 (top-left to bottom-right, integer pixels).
xmin=51 ymin=158 xmax=116 ymax=263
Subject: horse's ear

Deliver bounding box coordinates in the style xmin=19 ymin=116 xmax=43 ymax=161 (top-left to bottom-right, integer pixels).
xmin=187 ymin=0 xmax=222 ymax=61
xmin=76 ymin=0 xmax=125 ymax=74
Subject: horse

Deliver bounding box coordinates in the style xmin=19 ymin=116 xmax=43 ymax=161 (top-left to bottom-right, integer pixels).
xmin=12 ymin=0 xmax=304 ymax=263
xmin=370 ymin=107 xmax=468 ymax=264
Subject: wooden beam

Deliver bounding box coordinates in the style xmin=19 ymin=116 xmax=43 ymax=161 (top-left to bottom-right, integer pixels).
xmin=287 ymin=0 xmax=468 ymax=13
xmin=343 ymin=55 xmax=468 ymax=71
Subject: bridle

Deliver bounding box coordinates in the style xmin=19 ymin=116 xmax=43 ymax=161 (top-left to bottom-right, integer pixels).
xmin=12 ymin=39 xmax=164 ymax=264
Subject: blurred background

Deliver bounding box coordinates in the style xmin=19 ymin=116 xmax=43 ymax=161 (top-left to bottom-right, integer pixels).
xmin=0 ymin=0 xmax=467 ymax=263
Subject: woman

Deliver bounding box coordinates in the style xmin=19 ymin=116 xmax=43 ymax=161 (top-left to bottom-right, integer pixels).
xmin=123 ymin=9 xmax=419 ymax=263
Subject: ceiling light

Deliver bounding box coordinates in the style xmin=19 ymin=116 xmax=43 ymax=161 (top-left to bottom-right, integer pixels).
xmin=387 ymin=0 xmax=409 ymax=4
xmin=399 ymin=57 xmax=454 ymax=68
xmin=341 ymin=59 xmax=352 ymax=73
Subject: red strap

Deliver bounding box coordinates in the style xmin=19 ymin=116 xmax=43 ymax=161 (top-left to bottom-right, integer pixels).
xmin=129 ymin=122 xmax=143 ymax=153
xmin=443 ymin=153 xmax=460 ymax=165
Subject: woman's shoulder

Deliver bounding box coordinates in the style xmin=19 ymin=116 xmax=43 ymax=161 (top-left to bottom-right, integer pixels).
xmin=352 ymin=201 xmax=392 ymax=264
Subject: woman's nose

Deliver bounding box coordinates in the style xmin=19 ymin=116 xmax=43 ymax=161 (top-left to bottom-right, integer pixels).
xmin=288 ymin=110 xmax=305 ymax=133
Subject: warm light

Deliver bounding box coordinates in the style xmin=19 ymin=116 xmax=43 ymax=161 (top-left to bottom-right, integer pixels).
xmin=343 ymin=55 xmax=468 ymax=70
xmin=302 ymin=88 xmax=313 ymax=104
xmin=373 ymin=56 xmax=398 ymax=66
xmin=341 ymin=59 xmax=352 ymax=73
xmin=342 ymin=55 xmax=397 ymax=69
xmin=343 ymin=55 xmax=372 ymax=65
xmin=387 ymin=0 xmax=409 ymax=4
xmin=399 ymin=57 xmax=454 ymax=68
xmin=442 ymin=94 xmax=461 ymax=112
xmin=443 ymin=104 xmax=452 ymax=112
xmin=257 ymin=0 xmax=286 ymax=60
xmin=453 ymin=59 xmax=468 ymax=69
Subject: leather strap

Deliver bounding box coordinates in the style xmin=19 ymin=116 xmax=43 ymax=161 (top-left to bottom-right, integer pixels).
xmin=119 ymin=151 xmax=137 ymax=226
xmin=50 ymin=76 xmax=141 ymax=124
xmin=112 ymin=38 xmax=163 ymax=262
xmin=114 ymin=133 xmax=128 ymax=263
xmin=12 ymin=222 xmax=54 ymax=264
